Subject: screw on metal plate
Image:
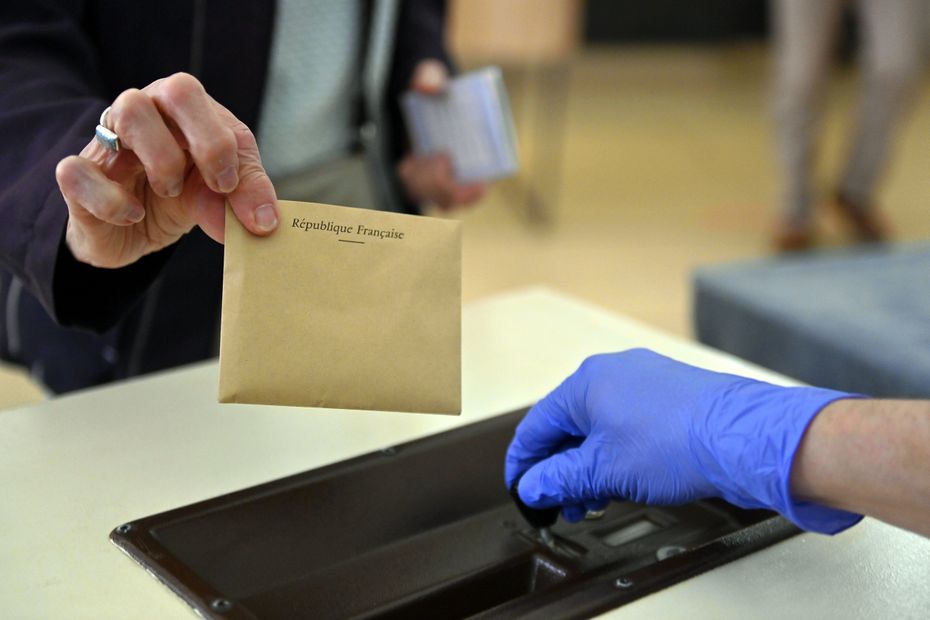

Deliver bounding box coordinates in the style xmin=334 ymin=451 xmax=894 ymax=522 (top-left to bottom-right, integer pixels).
xmin=116 ymin=523 xmax=133 ymax=534
xmin=656 ymin=545 xmax=688 ymax=561
xmin=210 ymin=598 xmax=233 ymax=612
xmin=380 ymin=446 xmax=397 ymax=456
xmin=614 ymin=576 xmax=634 ymax=589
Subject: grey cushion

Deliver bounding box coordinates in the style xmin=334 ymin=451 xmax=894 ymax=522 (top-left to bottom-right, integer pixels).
xmin=693 ymin=244 xmax=930 ymax=398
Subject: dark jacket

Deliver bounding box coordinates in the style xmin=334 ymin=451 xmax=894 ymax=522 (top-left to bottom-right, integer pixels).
xmin=0 ymin=0 xmax=450 ymax=392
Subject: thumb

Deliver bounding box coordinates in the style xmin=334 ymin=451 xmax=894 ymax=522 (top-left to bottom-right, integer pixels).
xmin=517 ymin=445 xmax=601 ymax=510
xmin=411 ymin=59 xmax=449 ymax=95
xmin=209 ymin=100 xmax=279 ymax=238
xmin=225 ymin=138 xmax=278 ymax=237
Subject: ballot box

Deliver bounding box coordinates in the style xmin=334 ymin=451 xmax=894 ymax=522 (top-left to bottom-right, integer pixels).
xmin=112 ymin=409 xmax=795 ymax=619
xmin=7 ymin=289 xmax=927 ymax=619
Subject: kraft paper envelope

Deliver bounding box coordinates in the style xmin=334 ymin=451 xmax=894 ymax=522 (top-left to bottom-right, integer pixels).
xmin=219 ymin=200 xmax=461 ymax=414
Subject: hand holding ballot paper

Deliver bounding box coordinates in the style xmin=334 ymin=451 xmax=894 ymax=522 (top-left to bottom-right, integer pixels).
xmin=399 ymin=63 xmax=519 ymax=209
xmin=218 ymin=64 xmax=520 ymax=415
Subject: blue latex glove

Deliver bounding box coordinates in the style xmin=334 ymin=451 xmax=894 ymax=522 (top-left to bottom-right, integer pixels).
xmin=505 ymin=348 xmax=863 ymax=534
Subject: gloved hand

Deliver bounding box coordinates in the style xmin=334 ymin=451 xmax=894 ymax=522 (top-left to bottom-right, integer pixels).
xmin=505 ymin=348 xmax=863 ymax=534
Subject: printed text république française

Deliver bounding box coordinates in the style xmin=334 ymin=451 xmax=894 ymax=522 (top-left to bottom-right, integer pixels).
xmin=291 ymin=218 xmax=405 ymax=240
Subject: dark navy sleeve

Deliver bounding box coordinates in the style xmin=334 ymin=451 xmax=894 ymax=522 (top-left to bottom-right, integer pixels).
xmin=385 ymin=0 xmax=454 ymax=212
xmin=0 ymin=0 xmax=173 ymax=331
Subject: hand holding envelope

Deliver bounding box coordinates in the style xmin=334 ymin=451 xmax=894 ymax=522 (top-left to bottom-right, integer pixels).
xmin=219 ymin=200 xmax=461 ymax=415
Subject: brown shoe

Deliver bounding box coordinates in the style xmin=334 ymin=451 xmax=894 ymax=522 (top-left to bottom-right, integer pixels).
xmin=773 ymin=217 xmax=815 ymax=252
xmin=832 ymin=192 xmax=891 ymax=243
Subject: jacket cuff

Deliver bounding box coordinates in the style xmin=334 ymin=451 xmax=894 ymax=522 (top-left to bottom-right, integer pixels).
xmin=51 ymin=217 xmax=176 ymax=331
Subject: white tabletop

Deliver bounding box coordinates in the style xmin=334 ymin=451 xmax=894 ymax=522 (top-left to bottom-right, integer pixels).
xmin=1 ymin=288 xmax=927 ymax=619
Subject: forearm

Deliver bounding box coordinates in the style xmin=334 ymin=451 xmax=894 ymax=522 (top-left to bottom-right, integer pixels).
xmin=792 ymin=399 xmax=930 ymax=536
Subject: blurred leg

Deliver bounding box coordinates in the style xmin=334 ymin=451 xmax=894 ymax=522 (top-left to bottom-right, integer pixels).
xmin=838 ymin=0 xmax=925 ymax=212
xmin=772 ymin=0 xmax=844 ymax=244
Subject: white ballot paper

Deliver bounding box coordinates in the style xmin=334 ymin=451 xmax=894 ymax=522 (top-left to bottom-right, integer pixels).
xmin=401 ymin=66 xmax=519 ymax=184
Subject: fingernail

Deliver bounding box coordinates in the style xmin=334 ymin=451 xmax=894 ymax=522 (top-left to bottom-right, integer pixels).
xmin=167 ymin=179 xmax=184 ymax=198
xmin=254 ymin=203 xmax=277 ymax=232
xmin=217 ymin=166 xmax=239 ymax=194
xmin=126 ymin=205 xmax=145 ymax=223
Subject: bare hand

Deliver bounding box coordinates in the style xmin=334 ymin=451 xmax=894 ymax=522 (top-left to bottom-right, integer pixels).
xmin=397 ymin=60 xmax=486 ymax=211
xmin=55 ymin=72 xmax=278 ymax=268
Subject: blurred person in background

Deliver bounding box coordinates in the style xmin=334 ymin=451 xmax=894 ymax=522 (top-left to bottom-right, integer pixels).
xmin=0 ymin=1 xmax=484 ymax=394
xmin=772 ymin=0 xmax=927 ymax=251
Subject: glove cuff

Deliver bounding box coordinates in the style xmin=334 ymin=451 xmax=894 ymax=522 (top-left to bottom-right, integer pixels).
xmin=697 ymin=382 xmax=863 ymax=534
xmin=778 ymin=388 xmax=864 ymax=534
xmin=782 ymin=499 xmax=863 ymax=534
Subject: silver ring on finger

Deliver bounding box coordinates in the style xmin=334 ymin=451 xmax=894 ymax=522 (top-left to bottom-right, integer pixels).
xmin=95 ymin=105 xmax=121 ymax=152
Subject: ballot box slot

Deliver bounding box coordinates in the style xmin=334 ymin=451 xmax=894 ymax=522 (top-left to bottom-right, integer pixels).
xmin=144 ymin=419 xmax=517 ymax=598
xmin=369 ymin=553 xmax=570 ymax=620
xmin=111 ymin=409 xmax=798 ymax=619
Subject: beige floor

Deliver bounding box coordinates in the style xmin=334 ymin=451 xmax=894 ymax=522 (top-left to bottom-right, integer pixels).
xmin=2 ymin=44 xmax=928 ymax=411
